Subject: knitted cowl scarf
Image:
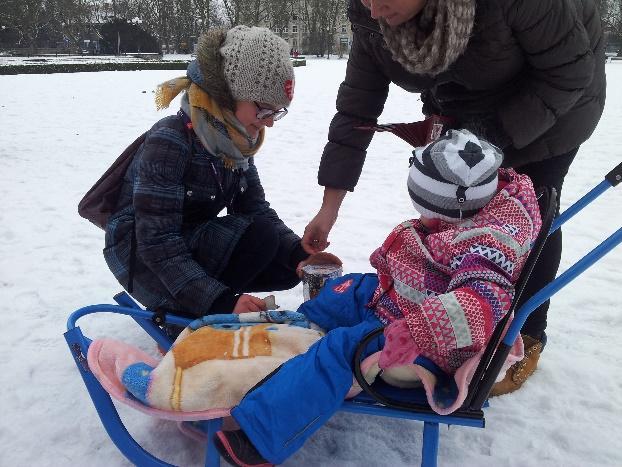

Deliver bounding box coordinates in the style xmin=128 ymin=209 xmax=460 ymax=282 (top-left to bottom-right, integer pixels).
xmin=379 ymin=0 xmax=476 ymax=76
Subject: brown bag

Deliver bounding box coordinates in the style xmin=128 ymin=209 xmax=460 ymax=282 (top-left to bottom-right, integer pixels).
xmin=78 ymin=132 xmax=148 ymax=229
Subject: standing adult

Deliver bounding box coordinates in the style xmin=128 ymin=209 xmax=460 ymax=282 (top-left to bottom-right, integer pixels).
xmin=302 ymin=0 xmax=606 ymax=394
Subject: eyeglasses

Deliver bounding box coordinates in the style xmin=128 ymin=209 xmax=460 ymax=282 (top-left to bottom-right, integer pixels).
xmin=254 ymin=102 xmax=288 ymax=121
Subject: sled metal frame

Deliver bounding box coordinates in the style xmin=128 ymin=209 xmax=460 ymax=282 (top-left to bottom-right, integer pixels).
xmin=65 ymin=163 xmax=622 ymax=467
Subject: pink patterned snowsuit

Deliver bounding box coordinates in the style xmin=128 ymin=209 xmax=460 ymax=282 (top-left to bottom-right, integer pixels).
xmin=371 ymin=168 xmax=542 ymax=402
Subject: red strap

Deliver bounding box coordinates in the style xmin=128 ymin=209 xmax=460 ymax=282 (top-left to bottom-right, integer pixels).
xmin=355 ymin=114 xmax=456 ymax=147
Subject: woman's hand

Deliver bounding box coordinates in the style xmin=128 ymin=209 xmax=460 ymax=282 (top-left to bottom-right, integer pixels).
xmin=233 ymin=294 xmax=268 ymax=314
xmin=302 ymin=188 xmax=347 ymax=254
xmin=296 ymin=252 xmax=343 ymax=278
xmin=302 ymin=210 xmax=335 ymax=254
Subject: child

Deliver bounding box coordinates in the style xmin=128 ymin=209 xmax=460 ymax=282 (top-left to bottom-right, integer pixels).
xmin=103 ymin=27 xmax=332 ymax=318
xmin=214 ymin=129 xmax=542 ymax=467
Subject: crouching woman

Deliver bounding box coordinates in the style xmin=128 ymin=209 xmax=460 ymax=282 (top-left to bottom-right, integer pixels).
xmin=103 ymin=27 xmax=311 ymax=317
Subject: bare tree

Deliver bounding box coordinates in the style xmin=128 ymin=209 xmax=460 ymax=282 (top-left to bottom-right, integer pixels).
xmin=324 ymin=0 xmax=345 ymax=57
xmin=194 ymin=0 xmax=212 ymax=30
xmin=265 ymin=0 xmax=291 ymax=32
xmin=2 ymin=0 xmax=324 ymax=53
xmin=221 ymin=0 xmax=243 ymax=25
xmin=599 ymin=0 xmax=622 ymax=51
xmin=45 ymin=0 xmax=92 ymax=50
xmin=221 ymin=0 xmax=290 ymax=28
xmin=299 ymin=0 xmax=344 ymax=56
xmin=1 ymin=0 xmax=46 ymax=50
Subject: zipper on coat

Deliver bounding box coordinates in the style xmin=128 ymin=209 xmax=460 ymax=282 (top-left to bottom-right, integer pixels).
xmin=208 ymin=161 xmax=241 ymax=214
xmin=128 ymin=226 xmax=136 ymax=293
xmin=351 ymin=21 xmax=382 ymax=37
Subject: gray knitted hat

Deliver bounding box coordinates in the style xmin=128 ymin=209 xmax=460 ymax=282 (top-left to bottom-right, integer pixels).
xmin=408 ymin=129 xmax=503 ymax=222
xmin=220 ymin=26 xmax=295 ymax=109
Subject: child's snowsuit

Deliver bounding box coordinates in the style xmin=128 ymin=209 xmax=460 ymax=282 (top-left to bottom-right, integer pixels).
xmin=231 ymin=168 xmax=542 ymax=464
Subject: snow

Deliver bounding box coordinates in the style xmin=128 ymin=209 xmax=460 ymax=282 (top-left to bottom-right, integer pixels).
xmin=0 ymin=54 xmax=191 ymax=67
xmin=1 ymin=58 xmax=621 ymax=466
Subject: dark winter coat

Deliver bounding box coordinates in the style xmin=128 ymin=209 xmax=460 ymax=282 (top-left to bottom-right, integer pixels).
xmin=319 ymin=0 xmax=606 ymax=191
xmin=104 ymin=113 xmax=302 ymax=316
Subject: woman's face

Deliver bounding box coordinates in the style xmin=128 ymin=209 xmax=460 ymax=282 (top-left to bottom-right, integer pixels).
xmin=361 ymin=0 xmax=427 ymax=26
xmin=234 ymin=100 xmax=276 ymax=140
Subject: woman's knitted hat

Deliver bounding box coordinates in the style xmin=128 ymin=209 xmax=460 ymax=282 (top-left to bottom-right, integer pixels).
xmin=188 ymin=27 xmax=294 ymax=111
xmin=221 ymin=26 xmax=295 ymax=109
xmin=408 ymin=129 xmax=503 ymax=222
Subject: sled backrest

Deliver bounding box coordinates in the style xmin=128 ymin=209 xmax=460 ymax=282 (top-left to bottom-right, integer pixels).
xmin=461 ymin=185 xmax=558 ymax=410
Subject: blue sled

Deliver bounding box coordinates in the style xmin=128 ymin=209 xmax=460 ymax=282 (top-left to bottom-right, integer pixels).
xmin=65 ymin=162 xmax=622 ymax=466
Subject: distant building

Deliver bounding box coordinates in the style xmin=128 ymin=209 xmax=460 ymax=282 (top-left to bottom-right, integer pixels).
xmin=259 ymin=3 xmax=352 ymax=56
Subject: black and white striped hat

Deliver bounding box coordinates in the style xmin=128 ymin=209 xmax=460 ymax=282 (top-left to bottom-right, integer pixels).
xmin=408 ymin=129 xmax=503 ymax=222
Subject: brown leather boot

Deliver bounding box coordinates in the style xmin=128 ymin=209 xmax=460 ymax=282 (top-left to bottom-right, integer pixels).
xmin=489 ymin=334 xmax=543 ymax=397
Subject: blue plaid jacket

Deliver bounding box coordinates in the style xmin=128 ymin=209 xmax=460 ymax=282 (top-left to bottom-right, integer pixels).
xmin=104 ymin=114 xmax=301 ymax=315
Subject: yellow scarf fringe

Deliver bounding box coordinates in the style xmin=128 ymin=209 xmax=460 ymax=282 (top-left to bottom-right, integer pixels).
xmin=155 ymin=77 xmax=191 ymax=111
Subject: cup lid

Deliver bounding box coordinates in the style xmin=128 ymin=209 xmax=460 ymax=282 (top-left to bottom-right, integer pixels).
xmin=301 ymin=264 xmax=342 ymax=275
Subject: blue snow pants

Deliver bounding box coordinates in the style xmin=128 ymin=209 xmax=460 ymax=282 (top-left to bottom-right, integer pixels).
xmin=231 ymin=273 xmax=384 ymax=464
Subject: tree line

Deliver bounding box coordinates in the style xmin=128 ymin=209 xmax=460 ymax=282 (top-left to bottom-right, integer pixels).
xmin=2 ymin=1 xmax=619 ymax=56
xmin=0 ymin=0 xmax=347 ymax=55
xmin=600 ymin=0 xmax=622 ymax=52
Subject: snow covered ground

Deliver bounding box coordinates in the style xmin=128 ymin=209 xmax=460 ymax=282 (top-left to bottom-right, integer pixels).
xmin=0 ymin=53 xmax=191 ymax=67
xmin=1 ymin=57 xmax=621 ymax=466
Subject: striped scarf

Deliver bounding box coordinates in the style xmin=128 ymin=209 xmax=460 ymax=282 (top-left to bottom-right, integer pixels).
xmin=155 ymin=77 xmax=264 ymax=170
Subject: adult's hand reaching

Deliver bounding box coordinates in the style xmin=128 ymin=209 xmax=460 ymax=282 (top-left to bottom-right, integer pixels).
xmin=302 ymin=187 xmax=347 ymax=254
xmin=302 ymin=210 xmax=335 ymax=254
xmin=233 ymin=294 xmax=268 ymax=313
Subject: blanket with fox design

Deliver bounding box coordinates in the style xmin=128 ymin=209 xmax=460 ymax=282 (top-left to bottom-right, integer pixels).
xmin=120 ymin=311 xmax=324 ymax=412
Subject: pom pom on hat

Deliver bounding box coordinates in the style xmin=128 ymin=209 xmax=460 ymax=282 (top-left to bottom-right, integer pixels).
xmin=407 ymin=129 xmax=503 ymax=222
xmin=220 ymin=26 xmax=295 ymax=109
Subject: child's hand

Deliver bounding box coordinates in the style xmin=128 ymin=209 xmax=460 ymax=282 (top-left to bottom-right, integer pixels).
xmin=233 ymin=294 xmax=268 ymax=313
xmin=379 ymin=319 xmax=418 ymax=369
xmin=296 ymin=252 xmax=343 ymax=278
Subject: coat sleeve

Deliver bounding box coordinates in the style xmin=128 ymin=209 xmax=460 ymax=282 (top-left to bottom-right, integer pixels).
xmin=499 ymin=0 xmax=595 ymax=149
xmin=233 ymin=159 xmax=307 ymax=269
xmin=133 ymin=127 xmax=229 ymax=316
xmin=380 ymin=237 xmax=520 ymax=371
xmin=318 ymin=28 xmax=392 ymax=191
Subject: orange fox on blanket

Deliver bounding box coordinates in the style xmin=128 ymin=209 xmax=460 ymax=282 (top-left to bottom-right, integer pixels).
xmin=120 ymin=311 xmax=324 ymax=412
